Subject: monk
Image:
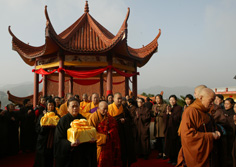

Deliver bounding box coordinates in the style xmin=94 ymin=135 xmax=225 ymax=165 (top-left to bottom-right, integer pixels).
xmin=177 ymin=88 xmax=221 ymax=167
xmin=178 ymin=85 xmax=207 ymax=136
xmin=209 ymin=102 xmax=231 ymax=167
xmin=194 ymin=84 xmax=207 ymax=99
xmin=5 ymin=103 xmax=20 ymax=155
xmin=89 ymin=101 xmax=122 ymax=167
xmin=108 ymin=93 xmax=136 ymax=167
xmin=58 ymin=93 xmax=73 ymax=117
xmin=80 ymin=93 xmax=99 ymax=119
xmin=54 ymin=97 xmax=97 ymax=167
xmin=134 ymin=98 xmax=151 ymax=160
xmin=80 ymin=93 xmax=89 ymax=111
xmin=19 ymin=99 xmax=36 ymax=152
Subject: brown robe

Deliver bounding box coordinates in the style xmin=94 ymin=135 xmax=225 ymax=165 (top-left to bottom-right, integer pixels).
xmin=177 ymin=99 xmax=216 ymax=167
xmin=209 ymin=104 xmax=230 ymax=167
xmin=151 ymin=103 xmax=167 ymax=138
xmin=222 ymin=110 xmax=235 ymax=167
xmin=134 ymin=106 xmax=151 ymax=156
xmin=209 ymin=104 xmax=227 ymax=125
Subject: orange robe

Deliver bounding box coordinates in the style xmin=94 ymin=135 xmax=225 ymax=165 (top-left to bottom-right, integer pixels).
xmin=108 ymin=103 xmax=124 ymax=117
xmin=80 ymin=102 xmax=98 ymax=119
xmin=177 ymin=99 xmax=215 ymax=167
xmin=88 ymin=111 xmax=121 ymax=167
xmin=57 ymin=102 xmax=68 ymax=118
xmin=80 ymin=101 xmax=89 ymax=112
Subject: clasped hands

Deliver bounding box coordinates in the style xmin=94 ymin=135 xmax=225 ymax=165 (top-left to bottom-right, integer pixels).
xmin=212 ymin=131 xmax=221 ymax=140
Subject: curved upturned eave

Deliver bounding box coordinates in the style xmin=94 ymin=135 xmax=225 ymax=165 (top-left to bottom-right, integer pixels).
xmin=9 ymin=24 xmax=59 ymax=66
xmin=127 ymin=29 xmax=161 ymax=67
xmin=7 ymin=90 xmax=43 ymax=105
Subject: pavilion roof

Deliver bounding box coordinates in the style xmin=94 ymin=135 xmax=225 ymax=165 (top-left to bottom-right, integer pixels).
xmin=7 ymin=91 xmax=43 ymax=105
xmin=9 ymin=1 xmax=161 ymax=67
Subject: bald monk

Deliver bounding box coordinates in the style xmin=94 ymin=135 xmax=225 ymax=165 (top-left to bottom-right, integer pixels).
xmin=80 ymin=94 xmax=89 ymax=112
xmin=108 ymin=93 xmax=136 ymax=167
xmin=178 ymin=85 xmax=207 ymax=136
xmin=80 ymin=93 xmax=99 ymax=119
xmin=177 ymin=88 xmax=221 ymax=167
xmin=194 ymin=84 xmax=207 ymax=99
xmin=89 ymin=101 xmax=122 ymax=167
xmin=58 ymin=93 xmax=73 ymax=117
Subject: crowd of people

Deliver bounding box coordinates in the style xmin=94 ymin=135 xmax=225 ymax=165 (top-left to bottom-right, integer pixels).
xmin=0 ymin=85 xmax=236 ymax=167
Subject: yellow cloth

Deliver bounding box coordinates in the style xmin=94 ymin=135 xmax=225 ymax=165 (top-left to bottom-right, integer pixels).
xmin=58 ymin=102 xmax=68 ymax=118
xmin=88 ymin=110 xmax=108 ymax=161
xmin=40 ymin=112 xmax=60 ymax=126
xmin=88 ymin=111 xmax=107 ymax=146
xmin=67 ymin=119 xmax=97 ymax=143
xmin=80 ymin=102 xmax=98 ymax=120
xmin=80 ymin=101 xmax=89 ymax=112
xmin=108 ymin=103 xmax=124 ymax=117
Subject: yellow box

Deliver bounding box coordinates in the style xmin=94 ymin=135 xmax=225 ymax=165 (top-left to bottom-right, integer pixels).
xmin=40 ymin=112 xmax=60 ymax=126
xmin=67 ymin=119 xmax=97 ymax=143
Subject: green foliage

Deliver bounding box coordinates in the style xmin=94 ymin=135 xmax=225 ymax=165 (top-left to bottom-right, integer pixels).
xmin=164 ymin=95 xmax=186 ymax=107
xmin=140 ymin=92 xmax=155 ymax=98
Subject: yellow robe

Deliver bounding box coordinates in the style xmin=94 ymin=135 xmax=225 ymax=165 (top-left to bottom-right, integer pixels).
xmin=80 ymin=101 xmax=89 ymax=112
xmin=108 ymin=102 xmax=124 ymax=117
xmin=88 ymin=111 xmax=107 ymax=161
xmin=80 ymin=102 xmax=98 ymax=119
xmin=57 ymin=102 xmax=68 ymax=118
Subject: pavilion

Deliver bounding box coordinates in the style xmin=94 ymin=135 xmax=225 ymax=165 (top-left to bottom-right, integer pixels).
xmin=8 ymin=1 xmax=161 ymax=107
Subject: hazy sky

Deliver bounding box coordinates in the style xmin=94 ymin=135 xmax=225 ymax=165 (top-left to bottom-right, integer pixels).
xmin=0 ymin=0 xmax=236 ymax=91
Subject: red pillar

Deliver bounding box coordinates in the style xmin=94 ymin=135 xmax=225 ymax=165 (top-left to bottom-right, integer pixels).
xmin=69 ymin=76 xmax=73 ymax=94
xmin=132 ymin=64 xmax=137 ymax=99
xmin=100 ymin=73 xmax=104 ymax=97
xmin=33 ymin=62 xmax=39 ymax=108
xmin=106 ymin=55 xmax=113 ymax=95
xmin=42 ymin=74 xmax=47 ymax=97
xmin=58 ymin=51 xmax=65 ymax=98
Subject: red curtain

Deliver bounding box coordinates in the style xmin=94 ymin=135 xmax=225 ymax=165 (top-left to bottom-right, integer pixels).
xmin=59 ymin=66 xmax=111 ymax=79
xmin=38 ymin=78 xmax=43 ymax=84
xmin=73 ymin=79 xmax=100 ymax=85
xmin=32 ymin=68 xmax=57 ymax=75
xmin=33 ymin=66 xmax=138 ymax=78
xmin=112 ymin=67 xmax=139 ymax=77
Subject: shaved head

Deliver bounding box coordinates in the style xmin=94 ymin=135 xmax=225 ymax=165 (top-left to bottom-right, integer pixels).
xmin=91 ymin=93 xmax=99 ymax=105
xmin=199 ymin=88 xmax=214 ymax=97
xmin=113 ymin=92 xmax=122 ymax=107
xmin=114 ymin=92 xmax=122 ymax=98
xmin=199 ymin=88 xmax=215 ymax=110
xmin=194 ymin=85 xmax=207 ymax=99
xmin=98 ymin=101 xmax=108 ymax=116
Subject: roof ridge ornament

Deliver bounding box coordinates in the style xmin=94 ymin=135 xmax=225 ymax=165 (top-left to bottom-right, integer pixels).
xmin=84 ymin=1 xmax=89 ymax=13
